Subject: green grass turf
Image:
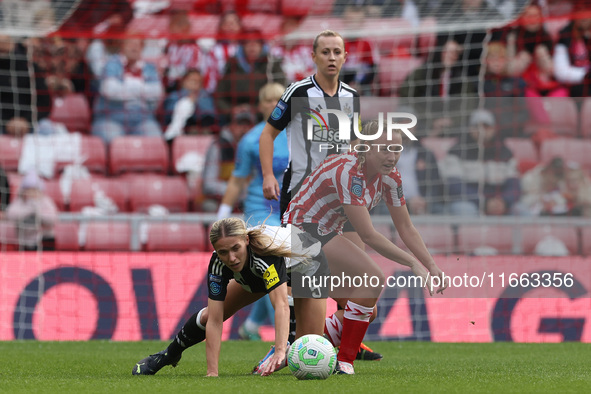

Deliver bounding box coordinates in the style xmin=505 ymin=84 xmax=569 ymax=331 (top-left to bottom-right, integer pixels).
xmin=0 ymin=341 xmax=590 ymax=393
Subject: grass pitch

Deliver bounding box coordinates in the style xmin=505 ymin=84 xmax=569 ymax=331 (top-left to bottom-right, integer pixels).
xmin=0 ymin=341 xmax=589 ymax=393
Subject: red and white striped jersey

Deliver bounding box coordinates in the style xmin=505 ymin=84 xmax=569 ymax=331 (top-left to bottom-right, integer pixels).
xmin=283 ymin=152 xmax=406 ymax=236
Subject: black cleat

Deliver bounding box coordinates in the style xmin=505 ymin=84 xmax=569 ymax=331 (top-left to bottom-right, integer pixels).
xmin=356 ymin=343 xmax=383 ymax=361
xmin=132 ymin=350 xmax=181 ymax=375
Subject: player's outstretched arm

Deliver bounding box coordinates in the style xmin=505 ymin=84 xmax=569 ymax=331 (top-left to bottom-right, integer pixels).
xmin=205 ymin=300 xmax=224 ymax=377
xmin=388 ymin=204 xmax=448 ymax=294
xmin=260 ymin=123 xmax=282 ymax=201
xmin=260 ymin=282 xmax=290 ymax=376
xmin=343 ymin=205 xmax=433 ymax=295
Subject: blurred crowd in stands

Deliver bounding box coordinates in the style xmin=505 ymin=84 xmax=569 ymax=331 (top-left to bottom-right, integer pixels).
xmin=1 ymin=0 xmax=591 ymax=252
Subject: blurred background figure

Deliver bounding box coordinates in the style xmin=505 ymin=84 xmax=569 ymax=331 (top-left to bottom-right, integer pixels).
xmin=440 ymin=109 xmax=521 ymax=216
xmin=0 ymin=165 xmax=9 ymax=220
xmin=92 ymin=38 xmax=164 ymax=144
xmin=6 ymin=171 xmax=57 ymax=251
xmin=208 ymin=10 xmax=243 ymax=93
xmin=163 ymin=68 xmax=217 ymax=140
xmin=201 ymin=104 xmax=255 ymax=212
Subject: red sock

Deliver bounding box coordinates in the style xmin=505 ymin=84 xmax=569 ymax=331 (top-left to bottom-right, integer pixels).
xmin=324 ymin=314 xmax=343 ymax=346
xmin=338 ymin=301 xmax=373 ymax=364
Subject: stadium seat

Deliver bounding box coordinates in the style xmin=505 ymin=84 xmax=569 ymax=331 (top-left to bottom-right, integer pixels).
xmin=504 ymin=138 xmax=539 ymax=173
xmin=128 ymin=174 xmax=189 ymax=213
xmin=359 ymin=96 xmax=399 ymax=122
xmin=540 ymin=138 xmax=591 ymax=172
xmin=6 ymin=172 xmax=21 ymax=203
xmin=69 ymin=178 xmax=129 ymax=212
xmin=144 ymin=222 xmax=206 ymax=252
xmin=0 ymin=136 xmax=23 ymax=173
xmin=189 ymin=14 xmax=221 ymax=37
xmin=417 ymin=17 xmax=437 ymax=57
xmin=582 ymin=227 xmax=591 ymax=256
xmin=109 ymin=136 xmax=169 ymax=175
xmin=457 ymin=225 xmax=516 ymax=255
xmin=0 ymin=221 xmax=18 ymax=251
xmin=282 ymin=0 xmax=334 ymax=16
xmin=84 ymin=222 xmax=131 ymax=251
xmin=49 ymin=94 xmax=91 ymax=134
xmin=294 ymin=16 xmax=345 ymax=35
xmin=580 ymin=98 xmax=591 ymax=138
xmin=54 ymin=135 xmax=107 ymax=175
xmin=420 ymin=137 xmax=457 ymax=161
xmin=54 ymin=222 xmax=80 ymax=251
xmin=242 ymin=14 xmax=283 ymax=38
xmin=378 ymin=56 xmax=423 ymax=96
xmin=365 ymin=18 xmax=415 ymax=57
xmin=521 ymin=225 xmax=579 ymax=255
xmin=126 ymin=14 xmax=169 ymax=37
xmin=395 ymin=224 xmax=455 ymax=254
xmin=526 ymin=97 xmax=579 ymax=136
xmin=171 ymin=134 xmax=214 ymax=174
xmin=44 ymin=180 xmax=66 ymax=211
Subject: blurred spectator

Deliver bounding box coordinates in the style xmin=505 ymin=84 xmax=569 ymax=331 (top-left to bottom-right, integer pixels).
xmin=0 ymin=166 xmax=8 ymax=220
xmin=86 ymin=14 xmax=127 ymax=80
xmin=0 ymin=35 xmax=33 ymax=136
xmin=482 ymin=42 xmax=530 ymax=138
xmin=208 ymin=10 xmax=243 ymax=93
xmin=201 ymin=105 xmax=255 ymax=212
xmin=92 ymin=38 xmax=164 ymax=144
xmin=339 ymin=6 xmax=377 ymax=95
xmin=440 ymin=109 xmax=520 ymax=216
xmin=553 ymin=1 xmax=591 ymax=96
xmin=333 ymin=0 xmax=420 ymax=23
xmin=163 ymin=69 xmax=217 ymax=140
xmin=395 ymin=108 xmax=446 ymax=214
xmin=6 ymin=171 xmax=57 ymax=251
xmin=269 ymin=16 xmax=316 ymax=84
xmin=518 ymin=157 xmax=591 ymax=217
xmin=163 ymin=8 xmax=214 ymax=93
xmin=30 ymin=36 xmax=92 ymax=119
xmin=215 ymin=29 xmax=285 ymax=122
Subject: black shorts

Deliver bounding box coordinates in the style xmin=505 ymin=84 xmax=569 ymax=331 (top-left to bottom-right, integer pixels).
xmin=287 ymin=226 xmax=331 ymax=299
xmin=300 ymin=222 xmax=338 ymax=247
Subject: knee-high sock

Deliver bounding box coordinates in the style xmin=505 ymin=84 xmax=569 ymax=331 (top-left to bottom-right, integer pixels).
xmin=338 ymin=301 xmax=373 ymax=364
xmin=167 ymin=308 xmax=206 ymax=358
xmin=324 ymin=313 xmax=343 ymax=347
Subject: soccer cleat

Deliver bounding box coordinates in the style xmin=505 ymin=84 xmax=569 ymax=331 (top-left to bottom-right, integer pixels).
xmin=132 ymin=349 xmax=181 ymax=375
xmin=356 ymin=342 xmax=383 ymax=361
xmin=334 ymin=361 xmax=355 ymax=375
xmin=239 ymin=323 xmax=261 ymax=341
xmin=252 ymin=344 xmax=289 ymax=375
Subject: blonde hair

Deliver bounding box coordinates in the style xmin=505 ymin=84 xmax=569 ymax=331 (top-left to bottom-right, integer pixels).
xmin=354 ymin=120 xmax=402 ymax=171
xmin=259 ymin=82 xmax=285 ymax=102
xmin=312 ymin=30 xmax=345 ymax=53
xmin=209 ymin=217 xmax=292 ymax=258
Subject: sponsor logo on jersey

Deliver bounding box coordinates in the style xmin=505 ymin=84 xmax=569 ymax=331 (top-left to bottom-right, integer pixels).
xmin=351 ymin=176 xmax=363 ymax=198
xmin=263 ymin=265 xmax=280 ymax=290
xmin=209 ymin=281 xmax=222 ymax=295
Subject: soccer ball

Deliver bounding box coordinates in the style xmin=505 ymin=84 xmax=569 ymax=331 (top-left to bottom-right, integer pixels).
xmin=288 ymin=334 xmax=337 ymax=380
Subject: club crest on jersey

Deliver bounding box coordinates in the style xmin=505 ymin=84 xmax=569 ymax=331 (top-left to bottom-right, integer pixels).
xmin=209 ymin=281 xmax=222 ymax=295
xmin=351 ymin=176 xmax=363 ymax=198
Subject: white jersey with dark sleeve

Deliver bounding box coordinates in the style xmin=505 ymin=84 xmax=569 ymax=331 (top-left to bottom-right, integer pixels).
xmin=207 ymin=248 xmax=288 ymax=301
xmin=267 ymin=75 xmax=360 ymax=195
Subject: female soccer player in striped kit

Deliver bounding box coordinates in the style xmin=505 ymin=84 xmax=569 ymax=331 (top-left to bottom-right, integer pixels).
xmin=282 ymin=120 xmax=448 ymax=374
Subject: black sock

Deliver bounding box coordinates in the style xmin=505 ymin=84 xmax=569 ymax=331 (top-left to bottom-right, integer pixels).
xmin=288 ymin=304 xmax=296 ymax=344
xmin=167 ymin=312 xmax=206 ymax=358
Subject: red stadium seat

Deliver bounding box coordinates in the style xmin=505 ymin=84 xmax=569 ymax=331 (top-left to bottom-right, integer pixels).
xmin=242 ymin=14 xmax=283 ymax=38
xmin=54 ymin=222 xmax=80 ymax=251
xmin=84 ymin=222 xmax=131 ymax=251
xmin=6 ymin=172 xmax=21 ymax=203
xmin=365 ymin=18 xmax=415 ymax=57
xmin=144 ymin=222 xmax=207 ymax=252
xmin=189 ymin=14 xmax=220 ymax=37
xmin=69 ymin=178 xmax=129 ymax=212
xmin=44 ymin=180 xmax=66 ymax=211
xmin=0 ymin=221 xmax=18 ymax=251
xmin=281 ymin=0 xmax=334 ymax=16
xmin=417 ymin=17 xmax=437 ymax=57
xmin=0 ymin=136 xmax=23 ymax=172
xmin=378 ymin=56 xmax=423 ymax=96
xmin=504 ymin=138 xmax=539 ymax=173
xmin=126 ymin=15 xmax=169 ymax=38
xmin=540 ymin=138 xmax=591 ymax=172
xmin=54 ymin=135 xmax=107 ymax=175
xmin=582 ymin=227 xmax=591 ymax=256
xmin=580 ymin=98 xmax=591 ymax=138
xmin=294 ymin=16 xmax=345 ymax=34
xmin=171 ymin=134 xmax=214 ymax=174
xmin=128 ymin=175 xmax=189 ymax=213
xmin=49 ymin=94 xmax=91 ymax=134
xmin=521 ymin=225 xmax=579 ymax=255
xmin=457 ymin=225 xmax=516 ymax=255
xmin=526 ymin=97 xmax=579 ymax=136
xmin=395 ymin=224 xmax=455 ymax=254
xmin=359 ymin=97 xmax=399 ymax=122
xmin=420 ymin=137 xmax=457 ymax=161
xmin=109 ymin=136 xmax=169 ymax=175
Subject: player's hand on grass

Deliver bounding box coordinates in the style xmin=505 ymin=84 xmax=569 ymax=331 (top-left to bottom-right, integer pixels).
xmin=259 ymin=349 xmax=286 ymax=376
xmin=262 ymin=175 xmax=280 ymax=201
